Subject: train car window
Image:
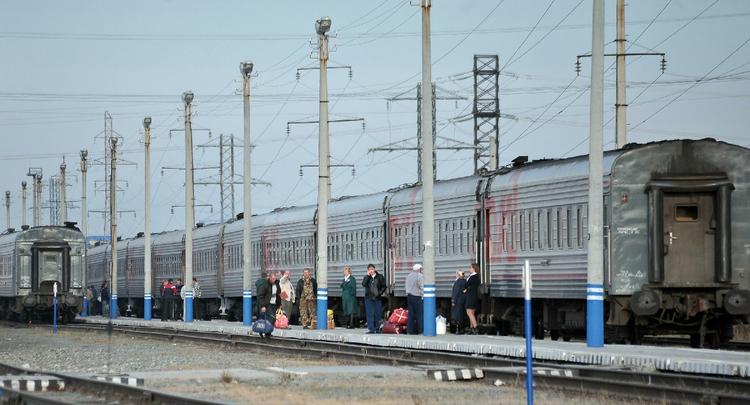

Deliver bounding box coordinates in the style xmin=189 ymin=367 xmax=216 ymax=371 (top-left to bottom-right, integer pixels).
xmin=675 ymin=204 xmax=699 ymax=221
xmin=519 ymin=212 xmax=525 ymax=251
xmin=577 ymin=206 xmax=583 ymax=248
xmin=566 ymin=206 xmax=572 ymax=249
xmin=536 ymin=210 xmax=542 ymax=250
xmin=556 ymin=208 xmax=562 ymax=249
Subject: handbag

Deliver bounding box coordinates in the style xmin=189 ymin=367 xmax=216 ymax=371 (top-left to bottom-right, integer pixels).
xmin=252 ymin=318 xmax=274 ymax=335
xmin=388 ymin=308 xmax=408 ymax=326
xmin=382 ymin=320 xmax=407 ymax=334
xmin=275 ymin=314 xmax=289 ymax=329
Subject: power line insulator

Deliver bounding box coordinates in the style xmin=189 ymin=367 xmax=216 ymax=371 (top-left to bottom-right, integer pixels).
xmin=296 ymin=71 xmax=301 ymax=81
xmin=348 ymin=68 xmax=353 ymax=79
xmin=575 ymin=59 xmax=581 ymax=76
xmin=660 ymin=57 xmax=667 ymax=73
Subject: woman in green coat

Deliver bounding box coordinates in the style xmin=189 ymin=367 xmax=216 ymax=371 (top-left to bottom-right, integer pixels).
xmin=341 ymin=266 xmax=359 ymax=329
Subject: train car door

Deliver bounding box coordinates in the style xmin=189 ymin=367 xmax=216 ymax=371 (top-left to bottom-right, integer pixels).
xmin=662 ymin=193 xmax=715 ymax=285
xmin=33 ymin=247 xmax=67 ymax=293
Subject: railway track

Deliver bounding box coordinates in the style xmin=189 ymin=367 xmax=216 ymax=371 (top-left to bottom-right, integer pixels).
xmin=65 ymin=322 xmax=750 ymax=405
xmin=0 ymin=358 xmax=219 ymax=405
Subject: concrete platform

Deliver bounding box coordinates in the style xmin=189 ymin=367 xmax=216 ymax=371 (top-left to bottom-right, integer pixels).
xmin=78 ymin=316 xmax=750 ymax=378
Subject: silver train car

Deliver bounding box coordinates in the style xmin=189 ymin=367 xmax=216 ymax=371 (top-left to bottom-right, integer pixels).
xmin=86 ymin=139 xmax=749 ymax=346
xmin=0 ymin=223 xmax=86 ymax=322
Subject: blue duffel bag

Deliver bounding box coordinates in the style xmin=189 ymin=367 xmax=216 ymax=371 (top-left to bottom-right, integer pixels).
xmin=252 ymin=317 xmax=274 ymax=335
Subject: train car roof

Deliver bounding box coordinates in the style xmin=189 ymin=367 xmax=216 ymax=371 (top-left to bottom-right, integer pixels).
xmin=329 ymin=192 xmax=389 ymax=216
xmin=388 ymin=175 xmax=483 ymax=207
xmin=151 ymin=228 xmax=185 ymax=245
xmin=0 ymin=225 xmax=84 ymax=245
xmin=256 ymin=204 xmax=317 ymax=227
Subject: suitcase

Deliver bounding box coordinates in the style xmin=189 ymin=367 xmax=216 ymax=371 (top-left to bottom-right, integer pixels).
xmin=381 ymin=320 xmax=407 ymax=334
xmin=388 ymin=308 xmax=408 ymax=326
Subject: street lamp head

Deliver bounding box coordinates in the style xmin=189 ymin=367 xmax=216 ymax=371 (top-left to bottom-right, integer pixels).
xmin=22 ymin=181 xmax=27 ymax=188
xmin=240 ymin=61 xmax=254 ymax=78
xmin=5 ymin=191 xmax=10 ymax=198
xmin=316 ymin=16 xmax=332 ymax=35
xmin=182 ymin=91 xmax=194 ymax=105
xmin=60 ymin=163 xmax=66 ymax=171
xmin=80 ymin=149 xmax=88 ymax=159
xmin=143 ymin=116 xmax=152 ymax=129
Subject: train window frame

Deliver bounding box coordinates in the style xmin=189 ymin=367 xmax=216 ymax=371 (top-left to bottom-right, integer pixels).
xmin=675 ymin=204 xmax=699 ymax=222
xmin=576 ymin=206 xmax=584 ymax=248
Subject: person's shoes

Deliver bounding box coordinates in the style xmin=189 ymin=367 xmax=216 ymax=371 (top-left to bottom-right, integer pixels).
xmin=366 ymin=331 xmax=374 ymax=334
xmin=303 ymin=325 xmax=309 ymax=330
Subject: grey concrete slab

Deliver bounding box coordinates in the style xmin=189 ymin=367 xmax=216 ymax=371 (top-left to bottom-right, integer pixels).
xmin=78 ymin=316 xmax=750 ymax=378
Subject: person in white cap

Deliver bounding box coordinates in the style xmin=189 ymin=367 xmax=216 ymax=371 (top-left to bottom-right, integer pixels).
xmin=405 ymin=263 xmax=424 ymax=334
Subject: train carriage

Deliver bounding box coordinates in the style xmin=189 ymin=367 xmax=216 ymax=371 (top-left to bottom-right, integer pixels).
xmin=0 ymin=224 xmax=85 ymax=322
xmin=327 ymin=192 xmax=389 ymax=299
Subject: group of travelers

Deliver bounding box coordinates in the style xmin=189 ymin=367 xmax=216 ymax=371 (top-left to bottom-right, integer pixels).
xmin=160 ymin=277 xmax=202 ymax=321
xmin=253 ymin=261 xmax=481 ymax=335
xmin=85 ymin=280 xmax=110 ymax=316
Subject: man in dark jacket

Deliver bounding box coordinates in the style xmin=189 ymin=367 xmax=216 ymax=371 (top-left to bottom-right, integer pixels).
xmin=295 ymin=268 xmax=317 ymax=329
xmin=257 ymin=272 xmax=281 ymax=322
xmin=254 ymin=272 xmax=268 ymax=317
xmin=362 ymin=264 xmax=386 ymax=333
xmin=160 ymin=279 xmax=177 ymax=322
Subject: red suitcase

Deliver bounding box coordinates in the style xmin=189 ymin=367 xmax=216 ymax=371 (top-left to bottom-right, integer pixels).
xmin=382 ymin=320 xmax=407 ymax=334
xmin=388 ymin=308 xmax=409 ymax=325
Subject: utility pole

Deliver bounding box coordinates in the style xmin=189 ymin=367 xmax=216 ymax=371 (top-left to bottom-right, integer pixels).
xmin=369 ymin=83 xmax=469 ymax=183
xmin=48 ymin=176 xmax=60 ymax=225
xmin=27 ymin=168 xmax=42 ymax=227
xmin=240 ymin=62 xmax=254 ymax=326
xmin=421 ymin=0 xmax=437 ymax=337
xmin=586 ymin=0 xmax=605 ymax=348
xmin=80 ymin=150 xmax=88 ymax=241
xmin=615 ymin=0 xmax=626 ymax=148
xmin=110 ymin=137 xmax=119 ymax=319
xmin=59 ymin=162 xmax=67 ymax=224
xmin=4 ymin=191 xmax=10 ymax=230
xmin=315 ymin=16 xmax=331 ymax=330
xmin=21 ymin=181 xmax=27 ymax=228
xmin=143 ymin=117 xmax=153 ymax=321
xmin=183 ymin=91 xmax=195 ymax=323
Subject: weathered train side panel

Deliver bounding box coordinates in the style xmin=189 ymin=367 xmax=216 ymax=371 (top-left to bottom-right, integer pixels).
xmin=192 ymin=223 xmax=224 ymax=299
xmin=327 ymin=192 xmax=388 ymax=298
xmin=387 ymin=176 xmax=482 ymax=298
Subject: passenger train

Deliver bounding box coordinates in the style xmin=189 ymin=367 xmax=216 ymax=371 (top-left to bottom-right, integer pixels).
xmin=86 ymin=139 xmax=750 ymax=346
xmin=0 ymin=223 xmax=86 ymax=323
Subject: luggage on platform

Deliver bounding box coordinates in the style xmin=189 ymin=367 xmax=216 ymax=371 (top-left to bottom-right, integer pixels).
xmin=388 ymin=308 xmax=408 ymax=326
xmin=381 ymin=320 xmax=407 ymax=334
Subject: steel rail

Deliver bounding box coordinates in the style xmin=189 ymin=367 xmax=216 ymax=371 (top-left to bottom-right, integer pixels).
xmin=65 ymin=322 xmax=750 ymax=405
xmin=0 ymin=360 xmax=221 ymax=405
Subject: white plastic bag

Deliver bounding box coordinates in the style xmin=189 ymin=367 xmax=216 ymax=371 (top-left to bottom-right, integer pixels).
xmin=436 ymin=315 xmax=447 ymax=335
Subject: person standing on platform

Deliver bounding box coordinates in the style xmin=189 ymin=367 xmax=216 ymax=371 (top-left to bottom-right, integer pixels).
xmin=463 ymin=263 xmax=481 ymax=335
xmin=175 ymin=278 xmax=184 ymax=320
xmin=279 ymin=270 xmax=295 ymax=319
xmin=258 ymin=272 xmax=281 ymax=323
xmin=160 ymin=279 xmax=177 ymax=322
xmin=255 ymin=272 xmax=268 ymax=318
xmin=451 ymin=271 xmax=467 ymax=334
xmin=406 ymin=263 xmax=424 ymax=334
xmin=100 ymin=280 xmax=110 ymax=316
xmin=362 ymin=264 xmax=386 ymax=334
xmin=296 ymin=268 xmax=317 ymax=329
xmin=192 ymin=277 xmax=202 ymax=320
xmin=341 ymin=266 xmax=358 ymax=329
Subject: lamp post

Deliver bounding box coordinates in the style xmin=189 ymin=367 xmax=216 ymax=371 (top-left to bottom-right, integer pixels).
xmin=420 ymin=0 xmax=437 ymax=336
xmin=80 ymin=150 xmax=88 ymax=241
xmin=315 ymin=16 xmax=332 ymax=330
xmin=59 ymin=163 xmax=67 ymax=224
xmin=240 ymin=61 xmax=254 ymax=326
xmin=143 ymin=116 xmax=153 ymax=321
xmin=183 ymin=91 xmax=195 ymax=323
xmin=110 ymin=137 xmax=118 ymax=319
xmin=21 ymin=181 xmax=27 ymax=228
xmin=4 ymin=191 xmax=10 ymax=230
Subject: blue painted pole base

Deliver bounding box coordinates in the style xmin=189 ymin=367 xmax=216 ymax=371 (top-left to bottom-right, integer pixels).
xmin=524 ymin=297 xmax=534 ymax=405
xmin=144 ymin=295 xmax=152 ymax=321
xmin=316 ymin=288 xmax=328 ymax=330
xmin=243 ymin=290 xmax=252 ymax=326
xmin=110 ymin=295 xmax=118 ymax=320
xmin=82 ymin=297 xmax=89 ymax=317
xmin=185 ymin=293 xmax=194 ymax=323
xmin=423 ymin=284 xmax=436 ymax=336
xmin=586 ymin=283 xmax=604 ymax=347
xmin=53 ymin=297 xmax=58 ymax=335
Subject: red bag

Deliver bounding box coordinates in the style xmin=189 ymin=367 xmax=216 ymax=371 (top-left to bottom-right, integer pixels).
xmin=382 ymin=321 xmax=407 ymax=334
xmin=389 ymin=308 xmax=408 ymax=325
xmin=274 ymin=309 xmax=289 ymax=329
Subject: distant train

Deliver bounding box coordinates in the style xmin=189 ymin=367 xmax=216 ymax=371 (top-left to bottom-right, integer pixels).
xmin=86 ymin=139 xmax=750 ymax=346
xmin=0 ymin=223 xmax=86 ymax=323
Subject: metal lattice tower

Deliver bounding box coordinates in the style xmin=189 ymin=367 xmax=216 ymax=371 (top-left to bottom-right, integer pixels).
xmin=473 ymin=55 xmax=500 ymax=173
xmin=47 ymin=176 xmax=60 ymax=225
xmin=220 ymin=134 xmax=236 ymax=221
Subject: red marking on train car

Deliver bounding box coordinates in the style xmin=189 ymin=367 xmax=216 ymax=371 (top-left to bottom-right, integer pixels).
xmin=389 ymin=188 xmax=419 ymax=282
xmin=487 ymin=171 xmax=521 ymax=265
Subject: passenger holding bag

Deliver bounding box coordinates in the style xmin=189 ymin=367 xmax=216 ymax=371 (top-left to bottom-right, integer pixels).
xmin=252 ymin=307 xmax=274 ymax=338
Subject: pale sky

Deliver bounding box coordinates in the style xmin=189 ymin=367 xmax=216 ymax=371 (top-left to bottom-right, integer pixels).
xmin=1 ymin=0 xmax=748 ymax=238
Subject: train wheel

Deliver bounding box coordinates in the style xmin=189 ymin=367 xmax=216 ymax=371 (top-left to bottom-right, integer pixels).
xmin=550 ymin=329 xmax=560 ymax=341
xmin=534 ymin=320 xmax=545 ymax=340
xmin=690 ymin=333 xmax=702 ymax=348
